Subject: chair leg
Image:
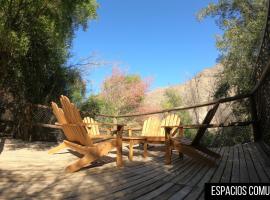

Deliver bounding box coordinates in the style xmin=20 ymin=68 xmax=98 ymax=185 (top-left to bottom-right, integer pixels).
xmin=48 ymin=142 xmax=67 ymax=154
xmin=143 ymin=143 xmax=148 ymax=158
xmin=179 ymin=152 xmax=184 ymax=160
xmin=65 ymin=152 xmax=98 ymax=173
xmin=165 ymin=144 xmax=172 ymax=165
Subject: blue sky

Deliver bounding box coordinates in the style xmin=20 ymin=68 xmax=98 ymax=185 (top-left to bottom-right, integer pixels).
xmin=70 ymin=0 xmax=221 ymax=95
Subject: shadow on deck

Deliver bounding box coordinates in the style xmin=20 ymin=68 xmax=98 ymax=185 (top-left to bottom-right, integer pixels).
xmin=0 ymin=140 xmax=269 ymax=200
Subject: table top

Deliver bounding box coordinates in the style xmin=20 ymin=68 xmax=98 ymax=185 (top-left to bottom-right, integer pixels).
xmin=122 ymin=136 xmax=146 ymax=140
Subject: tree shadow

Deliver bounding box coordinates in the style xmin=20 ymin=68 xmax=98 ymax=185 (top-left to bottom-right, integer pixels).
xmin=0 ymin=139 xmax=211 ymax=199
xmin=0 ymin=137 xmax=5 ymax=154
xmin=3 ymin=139 xmax=58 ymax=151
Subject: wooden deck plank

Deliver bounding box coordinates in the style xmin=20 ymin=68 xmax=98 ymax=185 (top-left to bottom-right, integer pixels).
xmin=180 ymin=163 xmax=206 ymax=185
xmin=168 ymin=185 xmax=193 ymax=200
xmin=163 ymin=158 xmax=197 ymax=182
xmin=1 ymin=141 xmax=270 ymax=200
xmin=68 ymin=159 xmax=166 ymax=189
xmin=209 ymin=146 xmax=229 ymax=183
xmin=135 ymin=182 xmax=175 ymax=200
xmin=220 ymin=146 xmax=233 ymax=182
xmin=56 ymin=156 xmax=180 ymax=199
xmin=250 ymin=143 xmax=270 ymax=179
xmin=154 ymin=184 xmax=184 ymax=200
xmin=254 ymin=142 xmax=270 ymax=166
xmin=197 ymin=147 xmax=225 ymax=188
xmin=111 ymin=157 xmax=190 ymax=200
xmin=96 ymin=159 xmax=182 ymax=199
xmin=242 ymin=143 xmax=260 ymax=182
xmin=238 ymin=144 xmax=249 ymax=182
xmin=116 ymin=179 xmax=168 ymax=200
xmin=186 ymin=148 xmax=221 ymax=187
xmin=246 ymin=143 xmax=270 ymax=182
xmin=88 ymin=159 xmax=181 ymax=199
xmin=107 ymin=173 xmax=170 ymax=200
xmin=183 ymin=148 xmax=224 ymax=200
xmin=261 ymin=142 xmax=270 ymax=156
xmin=231 ymin=144 xmax=240 ymax=182
xmin=170 ymin=161 xmax=202 ymax=184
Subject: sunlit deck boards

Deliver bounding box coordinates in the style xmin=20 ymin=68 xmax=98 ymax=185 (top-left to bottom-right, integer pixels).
xmin=0 ymin=140 xmax=270 ymax=200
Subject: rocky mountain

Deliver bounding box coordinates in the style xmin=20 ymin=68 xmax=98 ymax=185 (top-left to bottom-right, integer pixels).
xmin=143 ymin=64 xmax=232 ymax=124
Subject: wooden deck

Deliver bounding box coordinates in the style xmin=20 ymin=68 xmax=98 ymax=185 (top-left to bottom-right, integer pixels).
xmin=0 ymin=139 xmax=270 ymax=200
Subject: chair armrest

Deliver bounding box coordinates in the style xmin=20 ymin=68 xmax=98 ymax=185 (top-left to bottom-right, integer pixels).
xmin=161 ymin=125 xmax=184 ymax=137
xmin=91 ymin=135 xmax=116 ymax=139
xmin=127 ymin=127 xmax=142 ymax=131
xmin=126 ymin=127 xmax=142 ymax=136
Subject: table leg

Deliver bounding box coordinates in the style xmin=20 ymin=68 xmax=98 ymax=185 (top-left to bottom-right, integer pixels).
xmin=129 ymin=140 xmax=133 ymax=161
xmin=143 ymin=142 xmax=148 ymax=158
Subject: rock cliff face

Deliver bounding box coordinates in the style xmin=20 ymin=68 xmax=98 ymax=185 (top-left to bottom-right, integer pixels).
xmin=143 ymin=64 xmax=232 ymax=123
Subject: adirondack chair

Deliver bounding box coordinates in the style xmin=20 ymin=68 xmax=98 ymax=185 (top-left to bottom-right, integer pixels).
xmin=143 ymin=114 xmax=181 ymax=157
xmin=48 ymin=95 xmax=123 ymax=172
xmin=83 ymin=117 xmax=100 ymax=136
xmin=126 ymin=114 xmax=182 ymax=159
xmin=164 ymin=103 xmax=221 ymax=166
xmin=83 ymin=117 xmax=113 ymax=138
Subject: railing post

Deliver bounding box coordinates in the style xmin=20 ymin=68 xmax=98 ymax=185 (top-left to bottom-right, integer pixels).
xmin=113 ymin=117 xmax=117 ymax=132
xmin=116 ymin=124 xmax=123 ymax=167
xmin=249 ymin=96 xmax=261 ymax=141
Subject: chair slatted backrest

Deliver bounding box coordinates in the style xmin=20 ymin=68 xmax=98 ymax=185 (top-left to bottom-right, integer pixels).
xmin=83 ymin=117 xmax=100 ymax=136
xmin=60 ymin=95 xmax=93 ymax=146
xmin=51 ymin=102 xmax=78 ymax=142
xmin=141 ymin=117 xmax=161 ymax=136
xmin=52 ymin=95 xmax=93 ymax=146
xmin=160 ymin=114 xmax=181 ymax=136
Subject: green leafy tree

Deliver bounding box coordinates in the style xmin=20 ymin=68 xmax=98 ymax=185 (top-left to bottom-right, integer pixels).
xmin=80 ymin=95 xmax=104 ymax=118
xmin=0 ymin=0 xmax=98 ymax=140
xmin=198 ymin=0 xmax=267 ymax=96
xmin=0 ymin=0 xmax=97 ymax=103
xmin=161 ymin=88 xmax=195 ymax=138
xmin=197 ymin=0 xmax=267 ymax=145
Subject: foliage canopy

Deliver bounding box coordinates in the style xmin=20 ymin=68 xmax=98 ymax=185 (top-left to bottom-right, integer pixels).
xmin=0 ymin=0 xmax=98 ymax=140
xmin=198 ymin=0 xmax=267 ymax=97
xmin=0 ymin=0 xmax=98 ymax=104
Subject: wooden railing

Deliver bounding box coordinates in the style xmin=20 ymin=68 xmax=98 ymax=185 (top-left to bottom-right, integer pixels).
xmin=95 ymin=94 xmax=251 ymax=119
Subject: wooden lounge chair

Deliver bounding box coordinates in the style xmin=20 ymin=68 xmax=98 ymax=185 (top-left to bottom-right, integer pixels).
xmin=164 ymin=103 xmax=221 ymax=166
xmin=124 ymin=117 xmax=161 ymax=160
xmin=83 ymin=117 xmax=113 ymax=138
xmin=48 ymin=95 xmax=123 ymax=172
xmin=144 ymin=114 xmax=181 ymax=155
xmin=126 ymin=114 xmax=182 ymax=159
xmin=83 ymin=117 xmax=100 ymax=136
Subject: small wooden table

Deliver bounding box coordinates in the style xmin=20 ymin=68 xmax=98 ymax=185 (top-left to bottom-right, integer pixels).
xmin=123 ymin=136 xmax=146 ymax=161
